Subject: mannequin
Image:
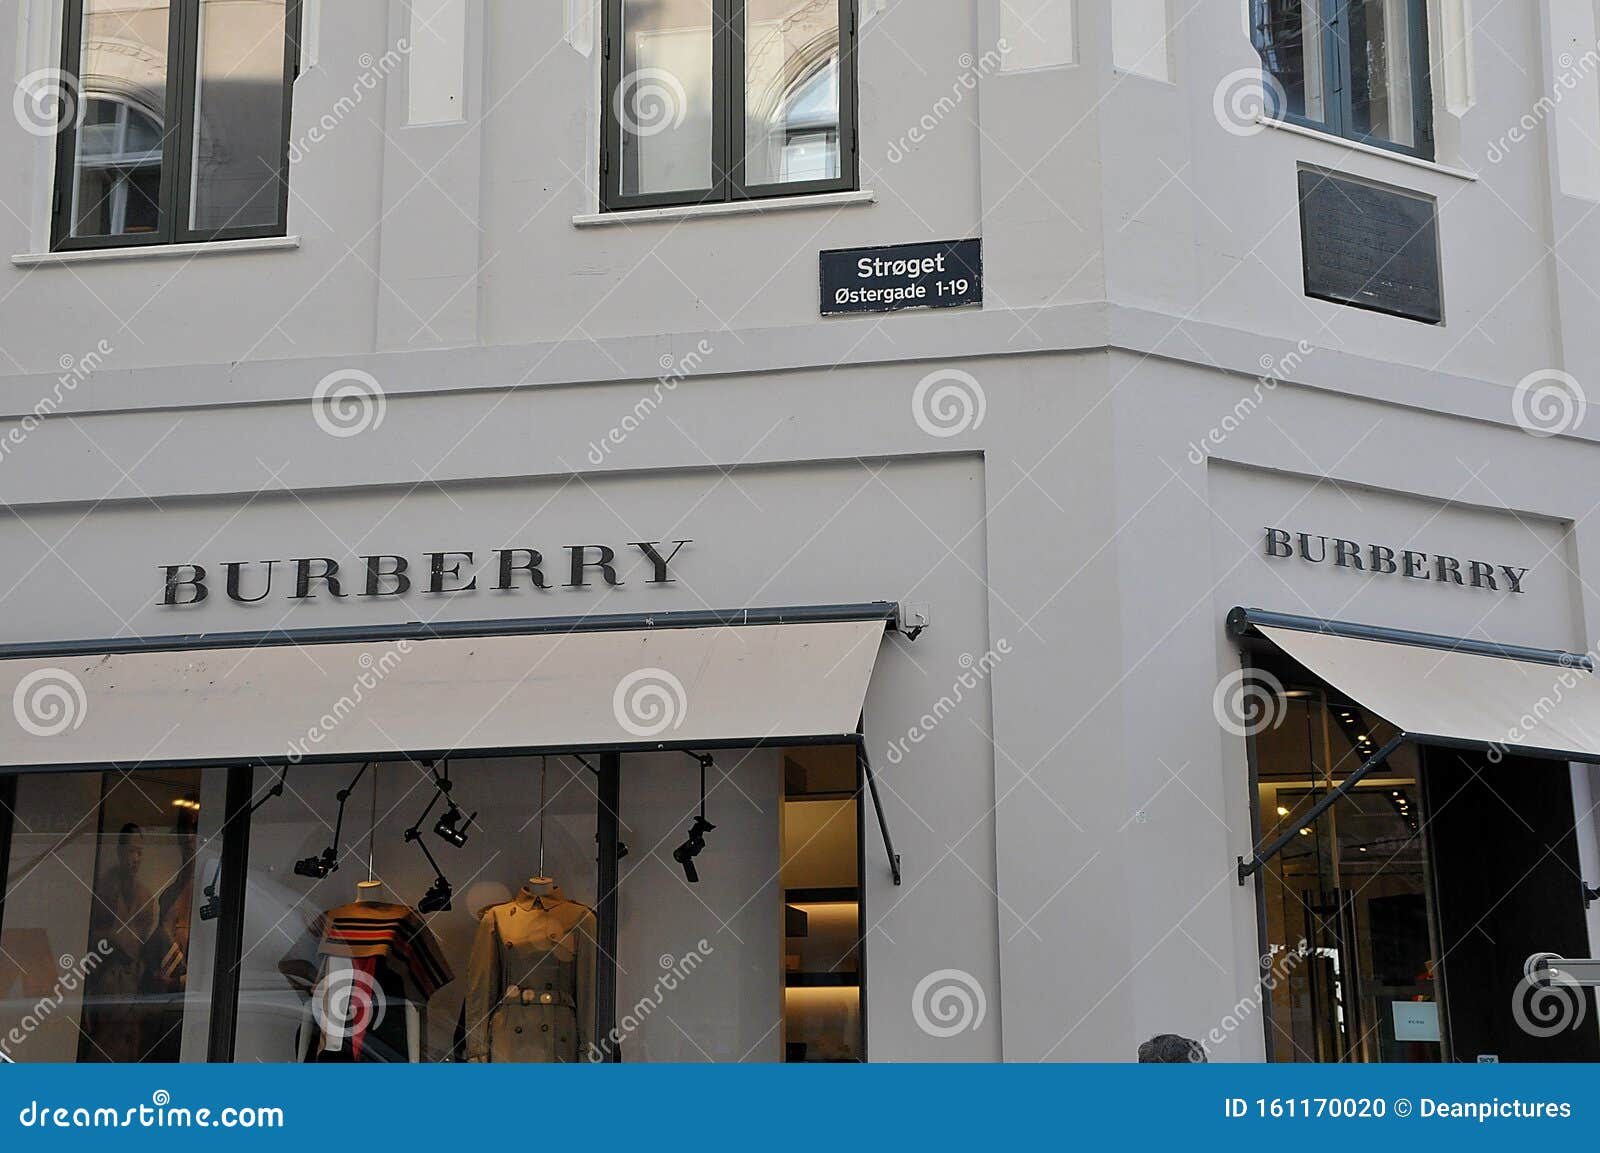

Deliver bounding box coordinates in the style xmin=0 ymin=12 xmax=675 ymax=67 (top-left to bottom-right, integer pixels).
xmin=464 ymin=759 xmax=596 ymax=1062
xmin=464 ymin=879 xmax=596 ymax=1062
xmin=290 ymin=878 xmax=450 ymax=1063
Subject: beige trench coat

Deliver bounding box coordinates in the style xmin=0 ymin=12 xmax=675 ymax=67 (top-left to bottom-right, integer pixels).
xmin=465 ymin=890 xmax=597 ymax=1062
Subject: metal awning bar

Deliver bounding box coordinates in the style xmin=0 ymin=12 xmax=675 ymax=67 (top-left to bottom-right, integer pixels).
xmin=0 ymin=602 xmax=902 ymax=661
xmin=857 ymin=734 xmax=902 ymax=886
xmin=1238 ymin=733 xmax=1409 ymax=885
xmin=1227 ymin=606 xmax=1593 ymax=671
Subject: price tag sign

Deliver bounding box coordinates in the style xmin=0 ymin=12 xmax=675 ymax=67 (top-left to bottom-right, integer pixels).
xmin=820 ymin=239 xmax=982 ymax=316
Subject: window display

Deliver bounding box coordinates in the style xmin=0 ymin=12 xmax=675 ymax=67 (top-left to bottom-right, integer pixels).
xmin=0 ymin=741 xmax=867 ymax=1062
xmin=0 ymin=768 xmax=220 ymax=1063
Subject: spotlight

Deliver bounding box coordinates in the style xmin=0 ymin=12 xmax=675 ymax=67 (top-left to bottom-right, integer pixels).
xmin=673 ymin=751 xmax=718 ymax=883
xmin=294 ymin=847 xmax=338 ymax=879
xmin=672 ymin=815 xmax=716 ymax=884
xmin=418 ymin=874 xmax=453 ymax=914
xmin=433 ymin=802 xmax=477 ymax=848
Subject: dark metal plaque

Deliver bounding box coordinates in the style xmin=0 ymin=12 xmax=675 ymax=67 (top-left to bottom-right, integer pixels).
xmin=1299 ymin=169 xmax=1441 ymax=324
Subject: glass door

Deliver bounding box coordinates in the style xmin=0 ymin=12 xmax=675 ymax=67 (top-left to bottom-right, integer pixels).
xmin=1253 ymin=677 xmax=1447 ymax=1062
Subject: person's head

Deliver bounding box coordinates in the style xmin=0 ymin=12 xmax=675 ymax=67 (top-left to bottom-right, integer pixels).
xmin=116 ymin=822 xmax=144 ymax=872
xmin=1138 ymin=1034 xmax=1206 ymax=1063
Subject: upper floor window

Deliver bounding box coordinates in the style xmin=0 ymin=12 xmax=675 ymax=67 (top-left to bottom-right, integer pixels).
xmin=1253 ymin=0 xmax=1433 ymax=160
xmin=52 ymin=0 xmax=300 ymax=250
xmin=601 ymin=0 xmax=858 ymax=211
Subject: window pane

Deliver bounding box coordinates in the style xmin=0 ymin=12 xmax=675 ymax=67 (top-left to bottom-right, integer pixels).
xmin=744 ymin=0 xmax=840 ymax=187
xmin=231 ymin=758 xmax=596 ymax=1063
xmin=1255 ymin=0 xmax=1328 ymax=124
xmin=71 ymin=0 xmax=171 ymax=238
xmin=1348 ymin=0 xmax=1417 ymax=148
xmin=613 ymin=745 xmax=861 ymax=1062
xmin=618 ymin=0 xmax=715 ymax=198
xmin=189 ymin=0 xmax=290 ymax=231
xmin=0 ymin=768 xmax=218 ymax=1062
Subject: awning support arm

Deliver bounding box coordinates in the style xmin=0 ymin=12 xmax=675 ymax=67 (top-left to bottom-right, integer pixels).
xmin=856 ymin=735 xmax=902 ymax=886
xmin=1237 ymin=733 xmax=1409 ymax=885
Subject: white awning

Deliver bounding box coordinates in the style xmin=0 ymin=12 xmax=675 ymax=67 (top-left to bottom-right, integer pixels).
xmin=0 ymin=619 xmax=887 ymax=770
xmin=1258 ymin=624 xmax=1600 ymax=760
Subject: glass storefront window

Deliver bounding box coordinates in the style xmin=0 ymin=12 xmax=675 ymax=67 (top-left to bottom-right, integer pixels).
xmin=609 ymin=744 xmax=862 ymax=1062
xmin=233 ymin=756 xmax=597 ymax=1063
xmin=0 ymin=768 xmax=222 ymax=1062
xmin=1 ymin=742 xmax=866 ymax=1063
xmin=1252 ymin=690 xmax=1438 ymax=1063
xmin=1249 ymin=659 xmax=1599 ymax=1063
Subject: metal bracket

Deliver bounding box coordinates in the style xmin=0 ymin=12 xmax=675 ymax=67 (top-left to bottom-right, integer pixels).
xmin=857 ymin=738 xmax=902 ymax=885
xmin=1238 ymin=733 xmax=1409 ymax=885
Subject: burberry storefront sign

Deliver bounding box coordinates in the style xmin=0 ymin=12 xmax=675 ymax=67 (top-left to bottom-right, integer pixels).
xmin=1265 ymin=529 xmax=1528 ymax=595
xmin=159 ymin=541 xmax=691 ymax=606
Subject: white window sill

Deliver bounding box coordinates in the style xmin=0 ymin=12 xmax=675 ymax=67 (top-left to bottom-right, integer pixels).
xmin=12 ymin=235 xmax=301 ymax=268
xmin=1257 ymin=118 xmax=1479 ymax=182
xmin=573 ymin=189 xmax=874 ymax=227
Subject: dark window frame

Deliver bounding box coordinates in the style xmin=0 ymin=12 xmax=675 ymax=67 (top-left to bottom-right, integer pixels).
xmin=50 ymin=0 xmax=302 ymax=252
xmin=1255 ymin=0 xmax=1434 ymax=161
xmin=600 ymin=0 xmax=858 ymax=212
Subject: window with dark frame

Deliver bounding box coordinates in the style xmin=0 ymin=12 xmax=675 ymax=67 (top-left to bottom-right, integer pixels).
xmin=601 ymin=0 xmax=858 ymax=211
xmin=1252 ymin=0 xmax=1434 ymax=160
xmin=51 ymin=0 xmax=300 ymax=251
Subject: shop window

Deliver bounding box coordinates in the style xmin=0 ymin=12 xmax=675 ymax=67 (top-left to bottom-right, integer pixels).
xmin=602 ymin=0 xmax=858 ymax=210
xmin=217 ymin=745 xmax=862 ymax=1063
xmin=1252 ymin=0 xmax=1434 ymax=159
xmin=0 ymin=769 xmax=221 ymax=1063
xmin=52 ymin=0 xmax=299 ymax=251
xmin=1246 ymin=663 xmax=1599 ymax=1063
